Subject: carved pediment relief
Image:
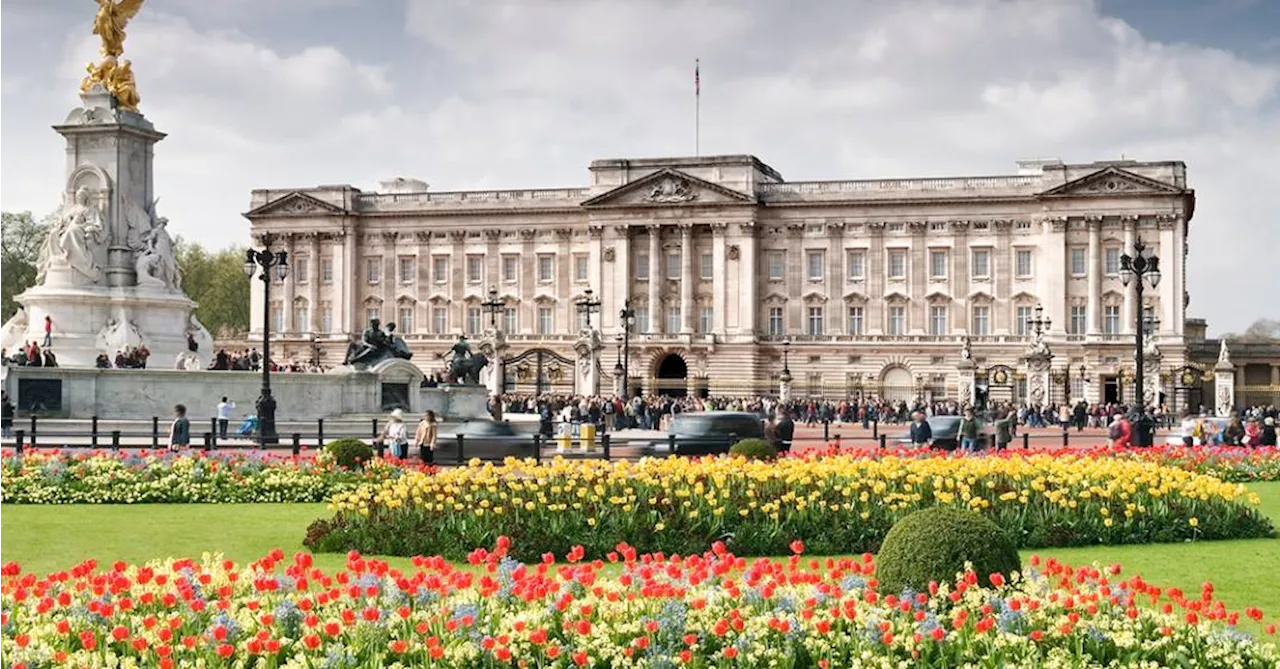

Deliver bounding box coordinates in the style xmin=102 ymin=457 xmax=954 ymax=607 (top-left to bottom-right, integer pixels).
xmin=426 ymin=294 xmax=451 ymax=305
xmin=969 ymin=290 xmax=994 ymax=302
xmin=245 ymin=192 xmax=348 ymax=218
xmin=395 ymin=293 xmax=417 ymax=305
xmin=580 ymin=168 xmax=756 ymax=208
xmin=843 ymin=290 xmax=869 ymax=303
xmin=762 ymin=292 xmax=789 ymax=304
xmin=925 ymin=290 xmax=952 ymax=303
xmin=1010 ymin=291 xmax=1038 ymax=302
xmin=362 ymin=295 xmax=384 ymax=305
xmin=1039 ymin=167 xmax=1185 ymax=198
xmin=884 ymin=291 xmax=911 ymax=303
xmin=533 ymin=293 xmax=558 ymax=304
xmin=802 ymin=291 xmax=829 ymax=303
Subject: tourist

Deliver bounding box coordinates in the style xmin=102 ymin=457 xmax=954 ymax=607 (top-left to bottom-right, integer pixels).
xmin=216 ymin=397 xmax=235 ymax=440
xmin=775 ymin=409 xmax=795 ymax=454
xmin=1 ymin=391 xmax=13 ymax=438
xmin=909 ymin=411 xmax=933 ymax=448
xmin=1109 ymin=413 xmax=1132 ymax=449
xmin=380 ymin=408 xmax=409 ymax=459
xmin=958 ymin=407 xmax=979 ymax=452
xmin=43 ymin=315 xmax=52 ymax=348
xmin=168 ymin=404 xmax=190 ymax=451
xmin=1261 ymin=417 xmax=1277 ymax=447
xmin=995 ymin=410 xmax=1017 ymax=450
xmin=95 ymin=353 xmax=111 ymax=369
xmin=1243 ymin=418 xmax=1262 ymax=447
xmin=1224 ymin=417 xmax=1245 ymax=446
xmin=414 ymin=410 xmax=438 ymax=464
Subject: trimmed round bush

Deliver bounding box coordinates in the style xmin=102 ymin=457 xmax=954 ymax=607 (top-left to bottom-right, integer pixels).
xmin=729 ymin=438 xmax=777 ymax=461
xmin=325 ymin=438 xmax=374 ymax=470
xmin=876 ymin=507 xmax=1021 ymax=595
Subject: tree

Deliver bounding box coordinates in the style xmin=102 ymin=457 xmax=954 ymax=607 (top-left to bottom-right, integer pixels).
xmin=1227 ymin=319 xmax=1280 ymax=342
xmin=174 ymin=237 xmax=251 ymax=337
xmin=1 ymin=211 xmax=51 ymax=321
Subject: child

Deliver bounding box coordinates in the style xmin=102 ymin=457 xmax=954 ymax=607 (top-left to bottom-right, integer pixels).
xmin=168 ymin=404 xmax=191 ymax=451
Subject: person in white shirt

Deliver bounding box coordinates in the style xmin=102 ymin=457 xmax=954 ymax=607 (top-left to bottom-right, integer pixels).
xmin=216 ymin=397 xmax=235 ymax=440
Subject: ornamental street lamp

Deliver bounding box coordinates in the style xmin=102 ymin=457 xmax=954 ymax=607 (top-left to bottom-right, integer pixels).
xmin=780 ymin=340 xmax=792 ymax=383
xmin=612 ymin=334 xmax=624 ymax=395
xmin=1119 ymin=238 xmax=1162 ymax=408
xmin=243 ymin=233 xmax=289 ymax=446
xmin=619 ymin=299 xmax=636 ymax=398
xmin=1027 ymin=303 xmax=1051 ymax=340
xmin=575 ymin=288 xmax=602 ymax=330
xmin=481 ymin=286 xmax=504 ymax=329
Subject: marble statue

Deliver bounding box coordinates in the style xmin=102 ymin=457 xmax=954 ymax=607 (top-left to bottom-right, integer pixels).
xmin=343 ymin=318 xmax=413 ymax=368
xmin=95 ymin=317 xmax=145 ymax=354
xmin=36 ymin=187 xmax=106 ymax=284
xmin=137 ymin=217 xmax=180 ymax=289
xmin=1217 ymin=339 xmax=1232 ymax=366
xmin=960 ymin=335 xmax=972 ymax=360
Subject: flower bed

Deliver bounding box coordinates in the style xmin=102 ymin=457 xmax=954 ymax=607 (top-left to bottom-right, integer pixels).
xmin=0 ymin=450 xmax=433 ymax=504
xmin=2 ymin=543 xmax=1276 ymax=667
xmin=307 ymin=454 xmax=1274 ymax=561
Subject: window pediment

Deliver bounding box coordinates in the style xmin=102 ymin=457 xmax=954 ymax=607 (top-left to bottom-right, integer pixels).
xmin=762 ymin=292 xmax=789 ymax=305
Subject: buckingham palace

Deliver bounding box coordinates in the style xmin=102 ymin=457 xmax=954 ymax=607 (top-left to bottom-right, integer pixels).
xmin=245 ymin=153 xmax=1195 ymax=406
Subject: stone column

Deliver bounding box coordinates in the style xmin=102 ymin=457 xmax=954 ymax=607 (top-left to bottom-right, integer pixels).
xmin=1086 ymin=216 xmax=1102 ymax=335
xmin=308 ymin=233 xmax=321 ymax=333
xmin=993 ymin=220 xmax=1013 ymax=334
xmin=1121 ymin=215 xmax=1137 ymax=335
xmin=956 ymin=358 xmax=976 ymax=408
xmin=909 ymin=221 xmax=928 ymax=334
xmin=1214 ymin=344 xmax=1235 ymax=418
xmin=680 ymin=223 xmax=694 ymax=334
xmin=1044 ymin=217 xmax=1067 ymax=334
xmin=647 ymin=225 xmax=662 ymax=334
xmin=951 ymin=221 xmax=970 ymax=332
xmin=779 ymin=369 xmax=793 ymax=403
xmin=519 ymin=230 xmax=535 ymax=334
xmin=282 ymin=235 xmax=296 ymax=333
xmin=557 ymin=228 xmax=573 ymax=333
xmin=739 ymin=220 xmax=758 ymax=338
xmin=867 ymin=222 xmax=885 ymax=334
xmin=827 ymin=221 xmax=844 ymax=335
xmin=1156 ymin=214 xmax=1177 ymax=334
xmin=342 ymin=227 xmax=357 ymax=335
xmin=710 ymin=222 xmax=727 ymax=337
xmin=611 ymin=225 xmax=632 ymax=332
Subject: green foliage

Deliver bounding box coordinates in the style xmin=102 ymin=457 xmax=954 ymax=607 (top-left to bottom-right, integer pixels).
xmin=729 ymin=438 xmax=778 ymax=461
xmin=324 ymin=438 xmax=374 ymax=471
xmin=1 ymin=211 xmax=50 ymax=321
xmin=174 ymin=237 xmax=250 ymax=336
xmin=876 ymin=507 xmax=1022 ymax=595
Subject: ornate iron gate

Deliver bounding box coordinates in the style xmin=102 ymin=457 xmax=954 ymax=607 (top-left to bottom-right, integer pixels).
xmin=502 ymin=348 xmax=575 ymax=396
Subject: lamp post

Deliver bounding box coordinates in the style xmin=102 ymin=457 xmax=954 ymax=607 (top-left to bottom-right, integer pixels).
xmin=613 ymin=334 xmax=624 ymax=397
xmin=781 ymin=340 xmax=792 ymax=379
xmin=1027 ymin=303 xmax=1051 ymax=341
xmin=619 ymin=298 xmax=636 ymax=398
xmin=575 ymin=288 xmax=602 ymax=330
xmin=1119 ymin=238 xmax=1161 ymax=408
xmin=243 ymin=233 xmax=289 ymax=445
xmin=481 ymin=285 xmax=504 ymax=328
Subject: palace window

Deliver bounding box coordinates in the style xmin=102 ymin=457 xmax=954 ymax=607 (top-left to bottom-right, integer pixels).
xmin=767 ymin=251 xmax=784 ymax=280
xmin=319 ymin=302 xmax=333 ymax=333
xmin=431 ymin=307 xmax=447 ymax=334
xmin=503 ymin=307 xmax=517 ymax=333
xmin=633 ymin=307 xmax=649 ymax=333
xmin=1104 ymin=248 xmax=1120 ymax=275
xmin=768 ymin=307 xmax=784 ymax=336
xmin=806 ymin=251 xmax=824 ymax=280
xmin=1071 ymin=377 xmax=1085 ymax=400
xmin=971 ymin=305 xmax=990 ymax=336
xmin=1070 ymin=248 xmax=1086 ymax=276
xmin=399 ymin=306 xmax=415 ymax=335
xmin=537 ymin=306 xmax=553 ymax=334
xmin=399 ymin=257 xmax=416 ymax=284
xmin=635 ymin=253 xmax=650 ymax=281
xmin=365 ymin=257 xmax=381 ymax=284
xmin=365 ymin=306 xmax=381 ymax=326
xmin=846 ymin=306 xmax=864 ymax=335
xmin=887 ymin=306 xmax=906 ymax=336
xmin=666 ymin=252 xmax=680 ymax=280
xmin=971 ymin=249 xmax=991 ymax=278
xmin=698 ymin=306 xmax=713 ymax=333
xmin=502 ymin=255 xmax=518 ymax=283
xmin=929 ymin=250 xmax=948 ymax=279
xmin=537 ymin=256 xmax=553 ymax=283
xmin=1143 ymin=305 xmax=1157 ymax=334
xmin=929 ymin=306 xmax=948 ymax=335
xmin=320 ymin=258 xmax=334 ymax=284
xmin=700 ymin=252 xmax=713 ymax=280
xmin=466 ymin=255 xmax=483 ymax=284
xmin=293 ymin=301 xmax=310 ymax=333
xmin=573 ymin=254 xmax=588 ymax=282
xmin=1103 ymin=305 xmax=1120 ymax=334
xmin=294 ymin=257 xmax=310 ymax=284
xmin=466 ymin=307 xmax=481 ymax=334
xmin=807 ymin=373 xmax=822 ymax=396
xmin=846 ymin=250 xmax=865 ymax=281
xmin=1015 ymin=305 xmax=1033 ymax=336
xmin=1069 ymin=305 xmax=1087 ymax=334
xmin=665 ymin=306 xmax=681 ymax=333
xmin=807 ymin=306 xmax=824 ymax=335
xmin=1015 ymin=249 xmax=1033 ymax=277
xmin=432 ymin=256 xmax=449 ymax=283
xmin=269 ymin=302 xmax=284 ymax=332
xmin=887 ymin=250 xmax=906 ymax=279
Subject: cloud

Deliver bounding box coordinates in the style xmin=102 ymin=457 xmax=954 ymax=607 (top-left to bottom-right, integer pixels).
xmin=1 ymin=0 xmax=1276 ymax=335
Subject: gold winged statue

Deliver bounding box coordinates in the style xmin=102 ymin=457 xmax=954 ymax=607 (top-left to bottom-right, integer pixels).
xmin=80 ymin=0 xmax=146 ymax=112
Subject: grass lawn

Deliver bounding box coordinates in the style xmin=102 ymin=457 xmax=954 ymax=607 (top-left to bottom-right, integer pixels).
xmin=4 ymin=483 xmax=1279 ymax=632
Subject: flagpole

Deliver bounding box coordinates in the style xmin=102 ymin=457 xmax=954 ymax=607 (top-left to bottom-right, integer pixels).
xmin=695 ymin=59 xmax=701 ymax=156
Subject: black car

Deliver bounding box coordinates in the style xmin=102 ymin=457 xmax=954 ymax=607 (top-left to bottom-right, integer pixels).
xmin=644 ymin=411 xmax=765 ymax=457
xmin=434 ymin=420 xmax=535 ymax=462
xmin=897 ymin=416 xmax=993 ymax=451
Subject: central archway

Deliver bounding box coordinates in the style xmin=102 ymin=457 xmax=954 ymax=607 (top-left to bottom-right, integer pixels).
xmin=655 ymin=353 xmax=688 ymax=397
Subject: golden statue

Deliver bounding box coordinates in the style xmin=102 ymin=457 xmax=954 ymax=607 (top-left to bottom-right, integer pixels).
xmin=81 ymin=0 xmax=145 ymax=111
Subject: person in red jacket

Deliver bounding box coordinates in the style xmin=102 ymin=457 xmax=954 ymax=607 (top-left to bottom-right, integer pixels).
xmin=1109 ymin=413 xmax=1133 ymax=449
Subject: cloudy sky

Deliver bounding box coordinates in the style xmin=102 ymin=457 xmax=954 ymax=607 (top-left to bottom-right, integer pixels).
xmin=2 ymin=0 xmax=1277 ymax=335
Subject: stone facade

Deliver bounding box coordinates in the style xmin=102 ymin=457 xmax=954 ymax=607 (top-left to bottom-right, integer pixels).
xmin=245 ymin=154 xmax=1195 ymax=405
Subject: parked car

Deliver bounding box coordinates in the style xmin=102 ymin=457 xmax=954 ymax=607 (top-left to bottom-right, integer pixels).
xmin=897 ymin=415 xmax=994 ymax=451
xmin=1165 ymin=417 xmax=1231 ymax=447
xmin=434 ymin=420 xmax=535 ymax=462
xmin=643 ymin=411 xmax=765 ymax=457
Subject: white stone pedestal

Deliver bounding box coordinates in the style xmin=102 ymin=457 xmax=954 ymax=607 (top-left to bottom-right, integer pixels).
xmin=956 ymin=359 xmax=976 ymax=408
xmin=779 ymin=372 xmax=793 ymax=403
xmin=1023 ymin=353 xmax=1052 ymax=408
xmin=478 ymin=329 xmax=508 ymax=398
xmin=574 ymin=329 xmax=603 ymax=397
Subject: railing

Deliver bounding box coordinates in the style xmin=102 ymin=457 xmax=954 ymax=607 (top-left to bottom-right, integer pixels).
xmin=761 ymin=175 xmax=1040 ymax=197
xmin=355 ymin=188 xmax=591 ymax=211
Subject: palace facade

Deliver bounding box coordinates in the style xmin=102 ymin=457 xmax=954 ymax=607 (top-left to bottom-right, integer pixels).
xmin=245 ymin=154 xmax=1196 ymax=405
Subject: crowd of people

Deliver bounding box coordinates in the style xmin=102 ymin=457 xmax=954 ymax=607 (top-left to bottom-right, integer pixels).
xmin=206 ymin=348 xmax=330 ymax=373
xmin=3 ymin=342 xmax=58 ymax=368
xmin=93 ymin=345 xmax=151 ymax=369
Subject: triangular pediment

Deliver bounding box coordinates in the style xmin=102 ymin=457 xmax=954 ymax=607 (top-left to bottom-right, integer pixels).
xmin=925 ymin=290 xmax=952 ymax=302
xmin=802 ymin=291 xmax=828 ymax=303
xmin=1039 ymin=167 xmax=1185 ymax=198
xmin=245 ymin=192 xmax=348 ymax=218
xmin=581 ymin=168 xmax=756 ymax=208
xmin=843 ymin=290 xmax=869 ymax=303
xmin=884 ymin=291 xmax=911 ymax=302
xmin=969 ymin=290 xmax=994 ymax=301
xmin=762 ymin=292 xmax=788 ymax=304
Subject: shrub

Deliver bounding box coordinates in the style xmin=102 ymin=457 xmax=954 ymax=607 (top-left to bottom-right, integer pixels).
xmin=729 ymin=438 xmax=777 ymax=461
xmin=324 ymin=438 xmax=374 ymax=470
xmin=876 ymin=506 xmax=1021 ymax=595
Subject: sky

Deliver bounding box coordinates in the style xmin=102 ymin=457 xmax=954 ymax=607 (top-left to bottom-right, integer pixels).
xmin=1 ymin=0 xmax=1277 ymax=336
